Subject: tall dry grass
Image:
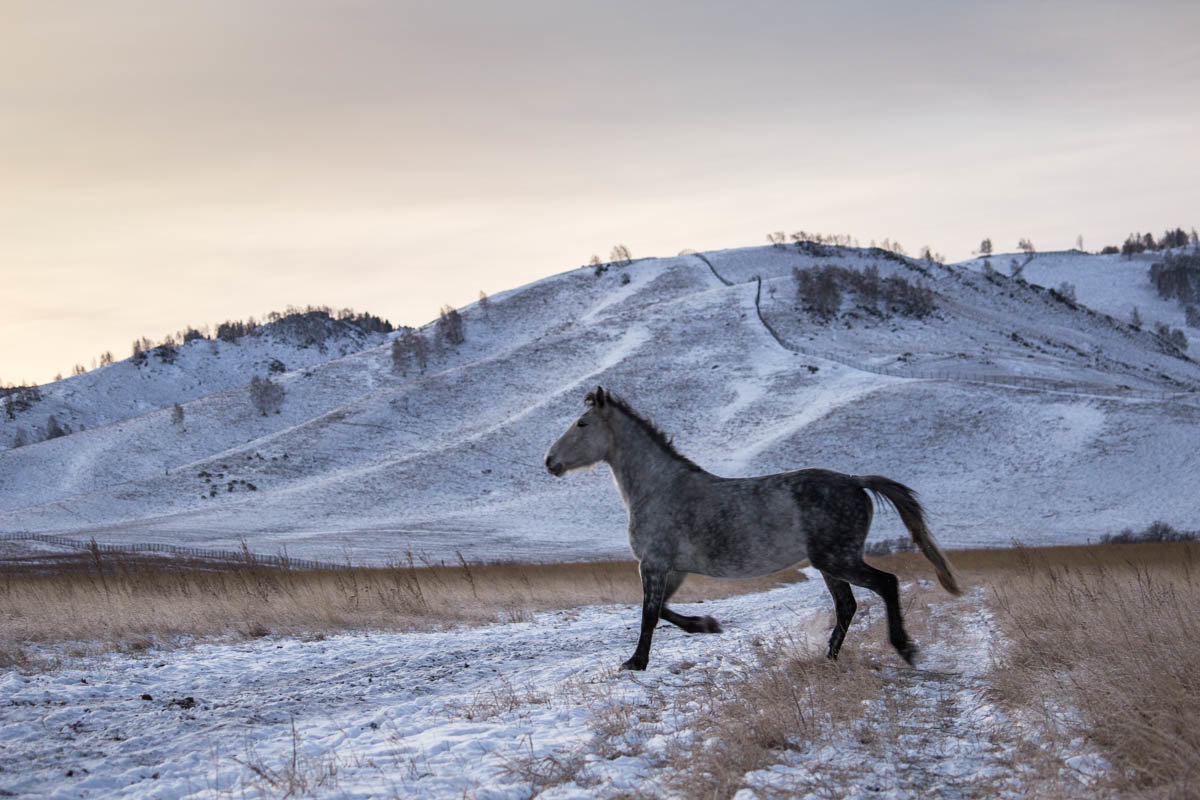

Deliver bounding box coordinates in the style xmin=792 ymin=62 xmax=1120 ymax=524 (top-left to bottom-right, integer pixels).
xmin=0 ymin=549 xmax=803 ymax=669
xmin=981 ymin=542 xmax=1200 ymax=799
xmin=563 ymin=544 xmax=1200 ymax=800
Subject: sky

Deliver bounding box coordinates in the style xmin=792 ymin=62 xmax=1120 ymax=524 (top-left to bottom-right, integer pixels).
xmin=3 ymin=0 xmax=1198 ymax=384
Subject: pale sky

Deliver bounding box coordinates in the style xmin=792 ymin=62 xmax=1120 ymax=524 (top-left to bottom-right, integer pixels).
xmin=3 ymin=0 xmax=1198 ymax=384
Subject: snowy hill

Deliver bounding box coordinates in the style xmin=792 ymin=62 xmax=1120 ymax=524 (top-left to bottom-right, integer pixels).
xmin=1 ymin=310 xmax=392 ymax=449
xmin=3 ymin=245 xmax=1199 ymax=564
xmin=962 ymin=248 xmax=1198 ymax=359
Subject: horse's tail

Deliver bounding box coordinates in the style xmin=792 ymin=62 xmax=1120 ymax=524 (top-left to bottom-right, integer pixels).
xmin=857 ymin=475 xmax=963 ymax=596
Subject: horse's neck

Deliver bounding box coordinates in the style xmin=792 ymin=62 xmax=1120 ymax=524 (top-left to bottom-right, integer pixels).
xmin=606 ymin=413 xmax=691 ymax=512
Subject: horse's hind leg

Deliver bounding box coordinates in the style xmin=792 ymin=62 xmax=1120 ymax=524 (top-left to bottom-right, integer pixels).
xmin=659 ymin=571 xmax=722 ymax=634
xmin=820 ymin=572 xmax=857 ymax=660
xmin=816 ymin=558 xmax=914 ymax=665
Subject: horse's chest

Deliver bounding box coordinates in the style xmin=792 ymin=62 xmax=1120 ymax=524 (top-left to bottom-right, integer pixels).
xmin=626 ymin=523 xmax=661 ymax=562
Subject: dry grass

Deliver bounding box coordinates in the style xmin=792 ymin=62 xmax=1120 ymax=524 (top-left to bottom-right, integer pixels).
xmin=652 ymin=575 xmax=963 ymax=800
xmin=0 ymin=548 xmax=804 ymax=668
xmin=980 ymin=541 xmax=1200 ymax=799
xmin=567 ymin=544 xmax=1200 ymax=800
xmin=662 ymin=640 xmax=890 ymax=800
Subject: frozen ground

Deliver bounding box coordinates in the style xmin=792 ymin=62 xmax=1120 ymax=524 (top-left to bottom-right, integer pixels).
xmin=0 ymin=570 xmax=1091 ymax=799
xmin=3 ymin=245 xmax=1199 ymax=564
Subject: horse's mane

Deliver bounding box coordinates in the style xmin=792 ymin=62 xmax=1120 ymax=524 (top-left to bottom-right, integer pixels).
xmin=586 ymin=390 xmax=703 ymax=473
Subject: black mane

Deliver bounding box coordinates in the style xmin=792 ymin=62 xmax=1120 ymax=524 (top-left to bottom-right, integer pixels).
xmin=591 ymin=391 xmax=704 ymax=473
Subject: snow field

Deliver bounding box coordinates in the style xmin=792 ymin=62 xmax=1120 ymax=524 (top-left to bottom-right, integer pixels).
xmin=0 ymin=571 xmax=1102 ymax=799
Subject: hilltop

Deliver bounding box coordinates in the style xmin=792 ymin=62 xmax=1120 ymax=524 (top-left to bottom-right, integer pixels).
xmin=2 ymin=244 xmax=1199 ymax=564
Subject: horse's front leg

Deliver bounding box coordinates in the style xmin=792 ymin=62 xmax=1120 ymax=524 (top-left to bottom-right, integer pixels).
xmin=621 ymin=563 xmax=668 ymax=671
xmin=660 ymin=570 xmax=722 ymax=634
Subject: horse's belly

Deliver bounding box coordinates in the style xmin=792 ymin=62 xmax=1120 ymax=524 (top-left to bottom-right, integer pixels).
xmin=675 ymin=527 xmax=808 ymax=579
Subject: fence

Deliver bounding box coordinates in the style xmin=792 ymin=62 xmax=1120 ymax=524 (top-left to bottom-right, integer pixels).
xmin=0 ymin=532 xmax=343 ymax=570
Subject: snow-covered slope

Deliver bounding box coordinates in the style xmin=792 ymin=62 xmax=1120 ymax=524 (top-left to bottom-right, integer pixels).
xmin=1 ymin=311 xmax=391 ymax=449
xmin=960 ymin=248 xmax=1198 ymax=359
xmin=3 ymin=246 xmax=1199 ymax=563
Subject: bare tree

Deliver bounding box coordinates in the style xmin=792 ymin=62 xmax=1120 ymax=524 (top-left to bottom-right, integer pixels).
xmin=979 ymin=238 xmax=993 ymax=256
xmin=610 ymin=244 xmax=632 ymax=265
xmin=478 ymin=290 xmax=490 ymax=319
xmin=767 ymin=232 xmax=787 ymax=249
xmin=413 ymin=331 xmax=428 ymax=372
xmin=1131 ymin=306 xmax=1143 ymax=328
xmin=1010 ymin=238 xmax=1036 ymax=278
xmin=249 ymin=375 xmax=285 ymax=416
xmin=99 ymin=351 xmax=114 ymax=366
xmin=391 ymin=336 xmax=407 ymax=375
xmin=794 ymin=266 xmax=842 ymax=320
xmin=392 ymin=327 xmax=425 ymax=376
xmin=436 ymin=305 xmax=465 ymax=347
xmin=46 ymin=415 xmax=68 ymax=439
xmin=172 ymin=402 xmax=185 ymax=426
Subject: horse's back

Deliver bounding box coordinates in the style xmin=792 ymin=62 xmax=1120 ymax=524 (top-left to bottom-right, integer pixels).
xmin=661 ymin=469 xmax=827 ymax=578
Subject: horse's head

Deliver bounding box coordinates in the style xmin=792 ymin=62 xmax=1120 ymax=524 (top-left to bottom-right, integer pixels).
xmin=545 ymin=386 xmax=615 ymax=477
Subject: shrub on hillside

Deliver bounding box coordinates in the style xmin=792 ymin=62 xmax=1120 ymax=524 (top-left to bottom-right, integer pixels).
xmin=249 ymin=375 xmax=285 ymax=416
xmin=882 ymin=274 xmax=936 ymax=318
xmin=1153 ymin=322 xmax=1188 ymax=352
xmin=152 ymin=344 xmax=178 ymax=364
xmin=392 ymin=327 xmax=428 ymax=376
xmin=1149 ymin=251 xmax=1200 ymax=307
xmin=1101 ymin=521 xmax=1197 ymax=544
xmin=794 ymin=265 xmax=934 ymax=321
xmin=610 ymin=244 xmax=632 ymax=265
xmin=793 ymin=266 xmax=842 ymax=320
xmin=435 ymin=306 xmax=465 ymax=348
xmin=846 ymin=264 xmax=881 ymax=310
xmin=45 ymin=415 xmax=68 ymax=440
xmin=335 ymin=309 xmax=393 ymax=335
xmin=216 ymin=319 xmax=255 ymax=342
xmin=2 ymin=385 xmax=41 ymax=418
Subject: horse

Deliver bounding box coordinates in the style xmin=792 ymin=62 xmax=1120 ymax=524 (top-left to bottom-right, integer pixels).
xmin=545 ymin=386 xmax=961 ymax=671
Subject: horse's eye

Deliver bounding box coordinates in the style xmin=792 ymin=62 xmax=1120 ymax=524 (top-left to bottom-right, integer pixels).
xmin=576 ymin=421 xmax=588 ymax=427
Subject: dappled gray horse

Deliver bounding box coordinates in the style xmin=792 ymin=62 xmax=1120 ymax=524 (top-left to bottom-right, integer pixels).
xmin=545 ymin=387 xmax=961 ymax=671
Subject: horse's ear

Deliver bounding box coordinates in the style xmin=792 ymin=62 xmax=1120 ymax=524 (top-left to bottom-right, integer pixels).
xmin=594 ymin=386 xmax=606 ymax=408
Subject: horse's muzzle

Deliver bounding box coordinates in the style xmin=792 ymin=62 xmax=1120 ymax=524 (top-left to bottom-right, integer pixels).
xmin=545 ymin=456 xmax=565 ymax=477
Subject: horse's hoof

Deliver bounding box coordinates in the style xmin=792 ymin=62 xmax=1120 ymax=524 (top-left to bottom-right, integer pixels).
xmin=620 ymin=657 xmax=647 ymax=671
xmin=699 ymin=616 xmax=722 ymax=634
xmin=900 ymin=642 xmax=918 ymax=666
